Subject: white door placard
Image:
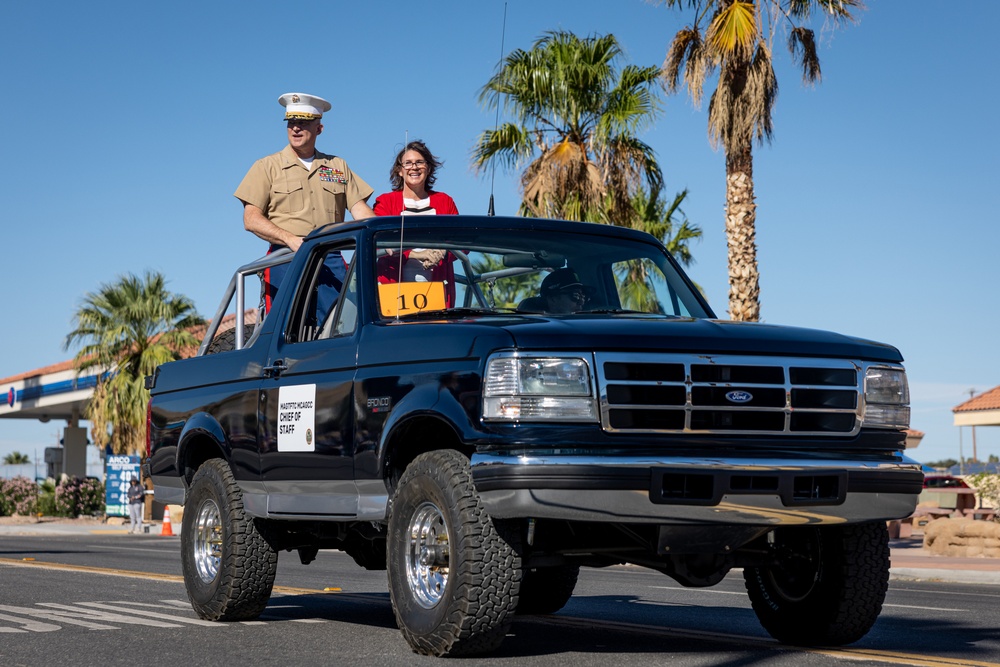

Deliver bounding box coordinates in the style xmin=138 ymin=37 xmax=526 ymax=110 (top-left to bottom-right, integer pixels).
xmin=277 ymin=384 xmax=316 ymax=452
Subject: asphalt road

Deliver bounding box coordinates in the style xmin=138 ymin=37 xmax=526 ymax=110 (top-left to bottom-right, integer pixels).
xmin=2 ymin=533 xmax=1000 ymax=667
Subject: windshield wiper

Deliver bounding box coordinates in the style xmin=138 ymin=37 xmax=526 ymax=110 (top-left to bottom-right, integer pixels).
xmin=584 ymin=308 xmax=654 ymax=315
xmin=394 ymin=307 xmax=498 ymax=320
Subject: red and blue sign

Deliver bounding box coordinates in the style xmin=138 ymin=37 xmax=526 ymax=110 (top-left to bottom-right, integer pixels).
xmin=6 ymin=387 xmax=14 ymax=407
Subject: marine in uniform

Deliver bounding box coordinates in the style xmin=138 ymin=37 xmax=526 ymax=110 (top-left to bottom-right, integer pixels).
xmin=235 ymin=92 xmax=375 ymax=312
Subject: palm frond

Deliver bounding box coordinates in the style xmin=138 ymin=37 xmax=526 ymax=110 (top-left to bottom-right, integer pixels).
xmin=662 ymin=28 xmax=698 ymax=94
xmin=788 ymin=26 xmax=821 ymax=84
xmin=472 ymin=123 xmax=535 ymax=173
xmin=707 ymin=1 xmax=758 ymax=58
xmin=522 ymin=139 xmax=602 ymax=220
xmin=601 ymin=64 xmax=662 ymax=140
xmin=600 ymin=135 xmax=664 ymax=226
xmin=806 ymin=0 xmax=864 ymax=24
xmin=707 ymin=42 xmax=777 ymax=153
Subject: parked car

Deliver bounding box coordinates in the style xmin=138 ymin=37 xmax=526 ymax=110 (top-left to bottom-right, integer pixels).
xmin=923 ymin=475 xmax=970 ymax=489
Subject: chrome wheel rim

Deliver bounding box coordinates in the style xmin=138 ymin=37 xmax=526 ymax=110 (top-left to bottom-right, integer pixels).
xmin=405 ymin=501 xmax=449 ymax=609
xmin=193 ymin=499 xmax=222 ymax=583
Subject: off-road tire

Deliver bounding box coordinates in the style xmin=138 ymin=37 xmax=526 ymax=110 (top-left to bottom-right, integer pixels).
xmin=181 ymin=458 xmax=278 ymax=621
xmin=387 ymin=449 xmax=521 ymax=656
xmin=744 ymin=521 xmax=889 ymax=646
xmin=205 ymin=324 xmax=255 ymax=355
xmin=517 ymin=564 xmax=580 ymax=615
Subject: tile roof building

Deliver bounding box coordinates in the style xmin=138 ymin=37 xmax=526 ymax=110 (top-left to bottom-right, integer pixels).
xmin=953 ymin=386 xmax=1000 ymax=428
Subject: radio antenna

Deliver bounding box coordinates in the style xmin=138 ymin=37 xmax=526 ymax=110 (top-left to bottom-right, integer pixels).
xmin=487 ymin=2 xmax=508 ymax=217
xmin=395 ymin=130 xmax=408 ymax=319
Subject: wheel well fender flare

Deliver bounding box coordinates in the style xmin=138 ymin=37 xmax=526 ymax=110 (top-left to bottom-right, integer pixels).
xmin=377 ymin=410 xmax=471 ymax=491
xmin=176 ymin=412 xmax=230 ymax=482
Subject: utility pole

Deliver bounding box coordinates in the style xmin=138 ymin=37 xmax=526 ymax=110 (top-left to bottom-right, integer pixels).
xmin=969 ymin=388 xmax=978 ymax=464
xmin=959 ymin=425 xmax=965 ymax=475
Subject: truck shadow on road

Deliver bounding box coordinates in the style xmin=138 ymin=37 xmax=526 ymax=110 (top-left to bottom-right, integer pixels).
xmin=257 ymin=591 xmax=1000 ymax=662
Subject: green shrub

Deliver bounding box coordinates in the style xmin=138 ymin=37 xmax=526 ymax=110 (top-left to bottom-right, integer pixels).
xmin=0 ymin=476 xmax=40 ymax=516
xmin=36 ymin=479 xmax=57 ymax=516
xmin=36 ymin=492 xmax=57 ymax=516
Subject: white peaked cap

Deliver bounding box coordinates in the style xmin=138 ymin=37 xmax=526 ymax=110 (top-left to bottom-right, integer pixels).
xmin=279 ymin=92 xmax=331 ymax=121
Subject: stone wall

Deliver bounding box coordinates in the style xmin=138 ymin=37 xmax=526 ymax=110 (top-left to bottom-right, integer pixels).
xmin=924 ymin=518 xmax=1000 ymax=557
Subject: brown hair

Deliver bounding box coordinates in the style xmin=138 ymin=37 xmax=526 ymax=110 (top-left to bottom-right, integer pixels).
xmin=389 ymin=140 xmax=443 ymax=191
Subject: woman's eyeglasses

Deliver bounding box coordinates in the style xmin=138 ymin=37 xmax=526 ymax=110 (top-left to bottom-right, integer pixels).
xmin=402 ymin=160 xmax=428 ymax=169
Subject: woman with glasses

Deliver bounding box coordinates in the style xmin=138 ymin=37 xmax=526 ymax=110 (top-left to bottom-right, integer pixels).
xmin=373 ymin=140 xmax=458 ymax=217
xmin=374 ymin=140 xmax=460 ymax=303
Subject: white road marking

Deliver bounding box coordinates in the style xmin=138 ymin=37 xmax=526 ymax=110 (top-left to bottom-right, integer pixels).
xmin=36 ymin=603 xmax=186 ymax=627
xmin=0 ymin=605 xmax=118 ymax=630
xmin=0 ymin=612 xmax=62 ymax=633
xmin=69 ymin=602 xmax=223 ymax=626
xmin=648 ymin=586 xmax=746 ymax=596
xmin=882 ymin=603 xmax=967 ymax=612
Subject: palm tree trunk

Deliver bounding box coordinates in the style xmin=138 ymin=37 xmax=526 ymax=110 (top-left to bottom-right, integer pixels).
xmin=724 ymin=146 xmax=760 ymax=322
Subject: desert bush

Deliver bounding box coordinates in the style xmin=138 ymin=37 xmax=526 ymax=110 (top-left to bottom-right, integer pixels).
xmin=967 ymin=473 xmax=1000 ymax=520
xmin=0 ymin=476 xmax=40 ymax=516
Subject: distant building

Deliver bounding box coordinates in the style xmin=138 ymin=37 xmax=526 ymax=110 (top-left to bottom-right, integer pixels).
xmin=954 ymin=386 xmax=1000 ymax=430
xmin=953 ymin=386 xmax=1000 ymax=466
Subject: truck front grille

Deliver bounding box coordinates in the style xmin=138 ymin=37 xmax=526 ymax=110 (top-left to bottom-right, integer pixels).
xmin=597 ymin=353 xmax=861 ymax=436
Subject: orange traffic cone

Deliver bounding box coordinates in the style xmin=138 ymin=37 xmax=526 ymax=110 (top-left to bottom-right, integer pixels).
xmin=161 ymin=505 xmax=174 ymax=536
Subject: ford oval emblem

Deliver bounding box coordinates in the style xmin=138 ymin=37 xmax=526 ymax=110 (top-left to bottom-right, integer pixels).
xmin=725 ymin=391 xmax=753 ymax=404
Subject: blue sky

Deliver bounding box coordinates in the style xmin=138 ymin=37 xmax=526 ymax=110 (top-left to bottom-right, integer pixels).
xmin=1 ymin=1 xmax=997 ymax=467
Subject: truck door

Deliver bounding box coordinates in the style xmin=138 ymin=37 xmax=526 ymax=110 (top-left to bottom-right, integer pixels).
xmin=258 ymin=239 xmax=361 ymax=517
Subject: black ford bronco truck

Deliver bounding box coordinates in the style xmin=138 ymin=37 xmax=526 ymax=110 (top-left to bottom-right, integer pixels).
xmin=144 ymin=215 xmax=922 ymax=656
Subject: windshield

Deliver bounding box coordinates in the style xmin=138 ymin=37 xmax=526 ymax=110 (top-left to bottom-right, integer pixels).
xmin=373 ymin=226 xmax=710 ymax=320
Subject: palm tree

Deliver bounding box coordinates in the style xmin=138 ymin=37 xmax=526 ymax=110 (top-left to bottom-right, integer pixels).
xmin=474 ymin=31 xmax=664 ymax=226
xmin=65 ymin=271 xmax=203 ymax=455
xmin=631 ymin=187 xmax=702 ymax=269
xmin=2 ymin=451 xmax=30 ymax=465
xmin=657 ymin=0 xmax=862 ymax=321
xmin=617 ymin=187 xmax=704 ymax=311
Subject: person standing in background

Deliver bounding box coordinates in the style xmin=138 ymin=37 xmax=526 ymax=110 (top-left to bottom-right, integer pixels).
xmin=127 ymin=477 xmax=144 ymax=534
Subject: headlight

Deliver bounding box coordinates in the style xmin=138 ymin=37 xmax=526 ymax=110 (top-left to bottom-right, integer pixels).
xmin=864 ymin=366 xmax=910 ymax=429
xmin=483 ymin=355 xmax=598 ymax=422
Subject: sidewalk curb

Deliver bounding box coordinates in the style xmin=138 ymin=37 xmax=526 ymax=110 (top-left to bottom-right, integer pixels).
xmin=0 ymin=523 xmax=179 ymax=537
xmin=891 ymin=567 xmax=1000 ymax=585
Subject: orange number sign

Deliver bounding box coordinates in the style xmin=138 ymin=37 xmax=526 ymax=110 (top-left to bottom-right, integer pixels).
xmin=378 ymin=282 xmax=447 ymax=317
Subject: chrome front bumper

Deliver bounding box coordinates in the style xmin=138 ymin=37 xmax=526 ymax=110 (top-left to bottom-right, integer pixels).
xmin=470 ymin=453 xmax=922 ymax=526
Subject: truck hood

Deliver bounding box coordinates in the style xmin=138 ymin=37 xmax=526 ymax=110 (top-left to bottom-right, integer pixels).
xmin=494 ymin=316 xmax=903 ymax=363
